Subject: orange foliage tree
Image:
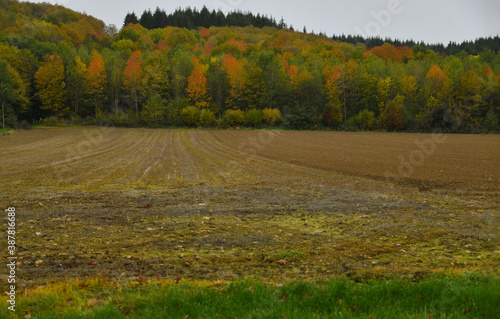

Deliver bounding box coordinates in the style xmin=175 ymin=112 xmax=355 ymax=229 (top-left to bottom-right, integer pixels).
xmin=122 ymin=50 xmax=142 ymax=116
xmin=367 ymin=43 xmax=414 ymax=63
xmin=86 ymin=50 xmax=107 ymax=116
xmin=187 ymin=57 xmax=211 ymax=108
xmin=277 ymin=52 xmax=299 ymax=84
xmin=222 ymin=54 xmax=245 ymax=109
xmin=199 ymin=28 xmax=210 ymax=40
xmin=425 ymin=65 xmax=451 ymax=110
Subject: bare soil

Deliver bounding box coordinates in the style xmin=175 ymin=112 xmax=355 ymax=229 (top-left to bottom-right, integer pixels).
xmin=213 ymin=130 xmax=500 ymax=192
xmin=0 ymin=127 xmax=498 ymax=288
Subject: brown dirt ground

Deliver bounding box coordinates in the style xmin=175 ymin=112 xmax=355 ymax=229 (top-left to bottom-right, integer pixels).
xmin=212 ymin=130 xmax=500 ymax=192
xmin=0 ymin=127 xmax=498 ymax=288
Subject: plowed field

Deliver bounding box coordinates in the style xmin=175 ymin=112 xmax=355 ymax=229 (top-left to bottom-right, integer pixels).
xmin=1 ymin=127 xmax=498 ymax=287
xmin=213 ymin=130 xmax=500 ymax=191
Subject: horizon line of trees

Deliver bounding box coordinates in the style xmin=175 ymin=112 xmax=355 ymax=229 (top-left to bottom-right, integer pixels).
xmin=332 ymin=34 xmax=500 ymax=57
xmin=124 ymin=7 xmax=500 ymax=57
xmin=124 ymin=6 xmax=283 ymax=31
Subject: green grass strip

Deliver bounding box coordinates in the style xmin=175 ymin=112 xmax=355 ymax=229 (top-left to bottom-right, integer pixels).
xmin=3 ymin=273 xmax=499 ymax=318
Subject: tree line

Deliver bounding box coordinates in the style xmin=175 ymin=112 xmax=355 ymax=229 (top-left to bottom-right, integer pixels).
xmin=331 ymin=34 xmax=500 ymax=57
xmin=126 ymin=6 xmax=500 ymax=57
xmin=1 ymin=0 xmax=499 ymax=132
xmin=124 ymin=6 xmax=282 ymax=30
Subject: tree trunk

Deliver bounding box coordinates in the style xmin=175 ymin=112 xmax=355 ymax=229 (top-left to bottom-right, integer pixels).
xmin=2 ymin=103 xmax=5 ymax=136
xmin=134 ymin=89 xmax=138 ymax=119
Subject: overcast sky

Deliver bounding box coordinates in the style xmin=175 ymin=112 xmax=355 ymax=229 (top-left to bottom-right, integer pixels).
xmin=21 ymin=0 xmax=500 ymax=44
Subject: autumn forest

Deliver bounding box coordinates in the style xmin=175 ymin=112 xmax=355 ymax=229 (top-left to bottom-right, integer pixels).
xmin=1 ymin=0 xmax=499 ymax=132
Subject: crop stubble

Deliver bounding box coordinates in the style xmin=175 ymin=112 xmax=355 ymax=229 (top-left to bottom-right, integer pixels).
xmin=0 ymin=128 xmax=498 ymax=285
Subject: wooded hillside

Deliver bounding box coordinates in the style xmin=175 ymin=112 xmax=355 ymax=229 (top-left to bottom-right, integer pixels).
xmin=1 ymin=0 xmax=499 ymax=132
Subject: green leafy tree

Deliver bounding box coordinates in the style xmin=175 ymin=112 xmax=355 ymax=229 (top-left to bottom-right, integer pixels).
xmin=199 ymin=108 xmax=216 ymax=127
xmin=207 ymin=58 xmax=230 ymax=117
xmin=352 ymin=109 xmax=375 ymax=131
xmin=171 ymin=50 xmax=194 ymax=108
xmin=67 ymin=56 xmax=87 ymax=116
xmin=140 ymin=51 xmax=170 ymax=99
xmin=223 ymin=109 xmax=245 ymax=126
xmin=106 ymin=53 xmax=124 ymax=113
xmin=245 ymin=108 xmax=263 ymax=127
xmin=181 ymin=105 xmax=198 ymax=127
xmin=262 ymin=57 xmax=291 ymax=110
xmin=0 ymin=59 xmax=29 ymax=126
xmin=352 ymin=71 xmax=378 ymax=116
xmin=141 ymin=95 xmax=167 ymax=126
xmin=352 ymin=109 xmax=375 ymax=130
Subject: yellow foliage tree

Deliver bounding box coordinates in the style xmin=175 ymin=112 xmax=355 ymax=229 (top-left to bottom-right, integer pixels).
xmin=35 ymin=54 xmax=67 ymax=117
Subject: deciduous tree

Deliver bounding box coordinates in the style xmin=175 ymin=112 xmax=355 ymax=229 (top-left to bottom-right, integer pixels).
xmin=222 ymin=54 xmax=245 ymax=109
xmin=170 ymin=50 xmax=193 ymax=108
xmin=243 ymin=64 xmax=265 ymax=109
xmin=324 ymin=63 xmax=354 ymax=125
xmin=322 ymin=100 xmax=342 ymax=127
xmin=377 ymin=77 xmax=393 ymax=114
xmin=67 ymin=56 xmax=87 ymax=116
xmin=425 ymin=65 xmax=450 ymax=110
xmin=383 ymin=94 xmax=407 ymax=131
xmin=187 ymin=57 xmax=211 ymax=108
xmin=352 ymin=109 xmax=375 ymax=130
xmin=262 ymin=108 xmax=282 ymax=125
xmin=140 ymin=51 xmax=170 ymax=99
xmin=122 ymin=50 xmax=142 ymax=117
xmin=35 ymin=54 xmax=67 ymax=117
xmin=141 ymin=95 xmax=167 ymax=126
xmin=0 ymin=59 xmax=29 ymax=124
xmin=400 ymin=75 xmax=419 ymax=117
xmin=262 ymin=57 xmax=291 ymax=110
xmin=207 ymin=58 xmax=230 ymax=117
xmin=86 ymin=50 xmax=107 ymax=116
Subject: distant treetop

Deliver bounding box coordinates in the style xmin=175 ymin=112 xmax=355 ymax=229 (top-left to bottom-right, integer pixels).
xmin=124 ymin=6 xmax=280 ymax=30
xmin=124 ymin=6 xmax=500 ymax=56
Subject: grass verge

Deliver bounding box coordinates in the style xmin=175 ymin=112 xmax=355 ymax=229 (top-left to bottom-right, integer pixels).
xmin=2 ymin=273 xmax=498 ymax=318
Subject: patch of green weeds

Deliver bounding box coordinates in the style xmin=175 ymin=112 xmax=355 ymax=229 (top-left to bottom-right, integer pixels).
xmin=271 ymin=250 xmax=304 ymax=262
